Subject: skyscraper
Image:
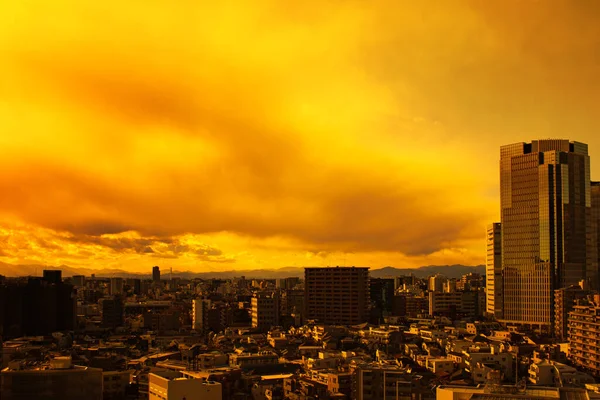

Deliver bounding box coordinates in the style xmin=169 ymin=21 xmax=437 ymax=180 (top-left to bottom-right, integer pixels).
xmin=304 ymin=266 xmax=369 ymax=325
xmin=500 ymin=139 xmax=594 ymax=332
xmin=152 ymin=266 xmax=161 ymax=282
xmin=486 ymin=223 xmax=502 ymax=318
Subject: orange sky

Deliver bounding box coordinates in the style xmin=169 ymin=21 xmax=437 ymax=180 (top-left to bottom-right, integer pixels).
xmin=1 ymin=1 xmax=599 ymax=272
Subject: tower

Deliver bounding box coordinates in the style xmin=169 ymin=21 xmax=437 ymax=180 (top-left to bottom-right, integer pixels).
xmin=499 ymin=140 xmax=594 ymax=333
xmin=152 ymin=266 xmax=161 ymax=282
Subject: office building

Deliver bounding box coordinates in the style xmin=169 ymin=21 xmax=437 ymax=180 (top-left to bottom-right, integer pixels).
xmin=152 ymin=266 xmax=161 ymax=282
xmin=251 ymin=292 xmax=280 ymax=332
xmin=0 ymin=356 xmax=103 ymax=400
xmin=486 ymin=223 xmax=502 ymax=318
xmin=304 ymin=267 xmax=369 ymax=325
xmin=109 ymin=277 xmax=123 ymax=295
xmin=500 ymin=140 xmax=595 ymax=333
xmin=568 ymin=297 xmax=600 ymax=377
xmin=149 ymin=371 xmax=222 ymax=400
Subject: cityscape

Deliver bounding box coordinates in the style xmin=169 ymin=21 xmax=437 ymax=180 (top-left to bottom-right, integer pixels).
xmin=3 ymin=2 xmax=600 ymax=400
xmin=0 ymin=139 xmax=598 ymax=399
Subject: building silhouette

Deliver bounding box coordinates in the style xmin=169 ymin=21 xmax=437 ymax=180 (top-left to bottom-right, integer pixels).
xmin=304 ymin=266 xmax=369 ymax=325
xmin=100 ymin=296 xmax=124 ymax=329
xmin=0 ymin=276 xmax=75 ymax=338
xmin=499 ymin=140 xmax=596 ymax=333
xmin=152 ymin=266 xmax=161 ymax=282
xmin=369 ymin=278 xmax=395 ymax=323
xmin=109 ymin=277 xmax=123 ymax=295
xmin=43 ymin=270 xmax=62 ymax=285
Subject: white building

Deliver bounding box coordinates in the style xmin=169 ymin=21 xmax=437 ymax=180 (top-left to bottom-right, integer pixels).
xmin=149 ymin=371 xmax=221 ymax=400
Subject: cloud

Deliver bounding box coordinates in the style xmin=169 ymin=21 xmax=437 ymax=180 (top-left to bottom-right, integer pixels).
xmin=0 ymin=1 xmax=599 ymax=270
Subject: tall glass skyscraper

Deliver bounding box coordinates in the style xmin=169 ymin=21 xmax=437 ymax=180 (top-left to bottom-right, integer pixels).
xmin=499 ymin=140 xmax=596 ymax=332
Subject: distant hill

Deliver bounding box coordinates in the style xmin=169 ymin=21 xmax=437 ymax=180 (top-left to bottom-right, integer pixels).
xmin=0 ymin=261 xmax=484 ymax=280
xmin=369 ymin=265 xmax=485 ymax=279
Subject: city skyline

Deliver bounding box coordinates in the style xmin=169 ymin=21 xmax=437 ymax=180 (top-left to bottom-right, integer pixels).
xmin=2 ymin=1 xmax=600 ymax=272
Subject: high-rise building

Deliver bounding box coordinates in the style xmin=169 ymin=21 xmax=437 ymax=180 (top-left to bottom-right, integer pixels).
xmin=500 ymin=140 xmax=595 ymax=333
xmin=152 ymin=266 xmax=161 ymax=282
xmin=192 ymin=299 xmax=211 ymax=332
xmin=304 ymin=266 xmax=369 ymax=325
xmin=109 ymin=277 xmax=123 ymax=295
xmin=486 ymin=223 xmax=502 ymax=318
xmin=251 ymin=292 xmax=280 ymax=332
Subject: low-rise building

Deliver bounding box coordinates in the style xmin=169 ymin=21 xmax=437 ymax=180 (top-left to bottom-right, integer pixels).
xmin=149 ymin=370 xmax=222 ymax=400
xmin=229 ymin=351 xmax=279 ymax=369
xmin=1 ymin=356 xmax=103 ymax=400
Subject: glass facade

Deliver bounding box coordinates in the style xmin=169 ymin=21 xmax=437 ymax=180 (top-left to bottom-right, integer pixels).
xmin=500 ymin=140 xmax=593 ymax=331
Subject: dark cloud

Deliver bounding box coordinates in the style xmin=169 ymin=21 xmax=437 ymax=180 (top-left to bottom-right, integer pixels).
xmin=7 ymin=0 xmax=600 ymax=263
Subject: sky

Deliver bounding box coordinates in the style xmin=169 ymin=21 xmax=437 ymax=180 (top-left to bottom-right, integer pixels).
xmin=1 ymin=0 xmax=600 ymax=273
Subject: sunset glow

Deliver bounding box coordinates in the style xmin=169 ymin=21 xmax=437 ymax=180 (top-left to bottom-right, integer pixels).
xmin=1 ymin=1 xmax=599 ymax=272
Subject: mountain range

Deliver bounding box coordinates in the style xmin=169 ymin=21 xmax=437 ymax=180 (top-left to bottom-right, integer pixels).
xmin=0 ymin=261 xmax=484 ymax=280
